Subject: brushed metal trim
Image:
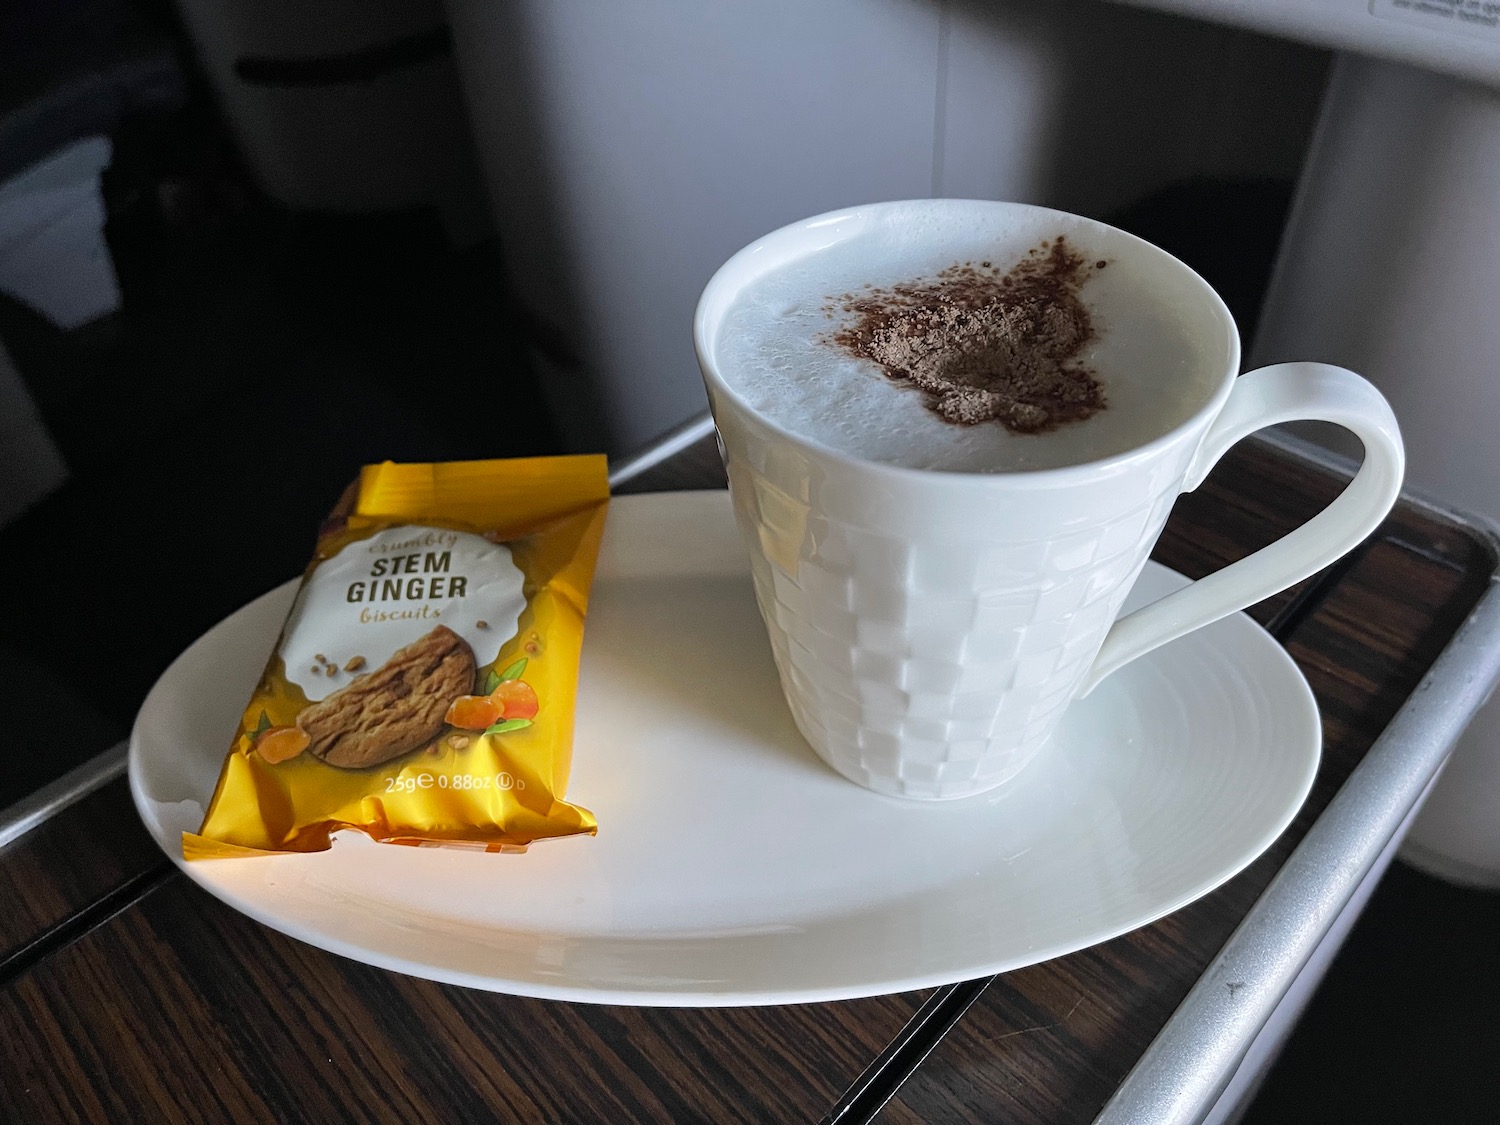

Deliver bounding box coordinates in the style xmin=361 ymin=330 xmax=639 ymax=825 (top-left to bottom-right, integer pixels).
xmin=1095 ymin=514 xmax=1500 ymax=1125
xmin=0 ymin=741 xmax=128 ymax=851
xmin=608 ymin=413 xmax=717 ymax=489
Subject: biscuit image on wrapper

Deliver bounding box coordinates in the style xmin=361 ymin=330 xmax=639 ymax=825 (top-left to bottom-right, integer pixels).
xmin=298 ymin=625 xmax=477 ymax=769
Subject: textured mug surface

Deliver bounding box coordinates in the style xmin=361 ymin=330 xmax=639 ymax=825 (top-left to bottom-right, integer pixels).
xmin=695 ymin=201 xmax=1403 ymax=800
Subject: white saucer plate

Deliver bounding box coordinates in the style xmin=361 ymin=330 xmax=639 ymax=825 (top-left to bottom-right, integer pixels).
xmin=130 ymin=491 xmax=1320 ymax=1006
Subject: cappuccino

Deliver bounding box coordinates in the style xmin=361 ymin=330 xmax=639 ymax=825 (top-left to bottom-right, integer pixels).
xmin=712 ymin=203 xmax=1226 ymax=473
xmin=696 ymin=200 xmax=1402 ymax=800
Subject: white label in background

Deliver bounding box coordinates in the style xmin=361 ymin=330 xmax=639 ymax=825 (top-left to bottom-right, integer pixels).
xmin=280 ymin=525 xmax=526 ymax=701
xmin=1372 ymin=0 xmax=1500 ymax=39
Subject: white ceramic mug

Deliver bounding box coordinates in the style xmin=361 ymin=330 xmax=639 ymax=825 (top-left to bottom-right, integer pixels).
xmin=694 ymin=200 xmax=1404 ymax=800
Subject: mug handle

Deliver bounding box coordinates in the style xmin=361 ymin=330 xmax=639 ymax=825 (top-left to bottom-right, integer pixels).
xmin=1077 ymin=362 xmax=1405 ymax=696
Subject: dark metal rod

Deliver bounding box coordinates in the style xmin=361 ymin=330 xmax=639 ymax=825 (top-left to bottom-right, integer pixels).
xmin=820 ymin=975 xmax=994 ymax=1125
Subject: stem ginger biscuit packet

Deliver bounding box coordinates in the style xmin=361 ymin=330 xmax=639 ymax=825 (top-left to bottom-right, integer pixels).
xmin=184 ymin=455 xmax=609 ymax=859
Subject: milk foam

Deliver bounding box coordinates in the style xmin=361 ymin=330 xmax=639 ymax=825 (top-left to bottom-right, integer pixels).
xmin=711 ymin=209 xmax=1228 ymax=473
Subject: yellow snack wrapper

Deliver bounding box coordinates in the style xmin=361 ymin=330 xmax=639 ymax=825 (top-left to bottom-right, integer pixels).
xmin=184 ymin=455 xmax=609 ymax=859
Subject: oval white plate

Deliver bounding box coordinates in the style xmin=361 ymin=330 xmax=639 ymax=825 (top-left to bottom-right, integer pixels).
xmin=130 ymin=491 xmax=1319 ymax=1006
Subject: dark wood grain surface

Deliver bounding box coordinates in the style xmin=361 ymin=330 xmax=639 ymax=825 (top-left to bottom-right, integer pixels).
xmin=0 ymin=875 xmax=930 ymax=1123
xmin=0 ymin=779 xmax=167 ymax=974
xmin=2 ymin=434 xmax=1493 ymax=1125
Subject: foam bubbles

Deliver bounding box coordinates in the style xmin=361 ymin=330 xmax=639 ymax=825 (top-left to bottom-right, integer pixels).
xmin=711 ymin=216 xmax=1225 ymax=474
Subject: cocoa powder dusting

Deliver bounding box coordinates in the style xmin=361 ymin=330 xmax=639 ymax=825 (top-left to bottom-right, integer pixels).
xmin=829 ymin=237 xmax=1106 ymax=434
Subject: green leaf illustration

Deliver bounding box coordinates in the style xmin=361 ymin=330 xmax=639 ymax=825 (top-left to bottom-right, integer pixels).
xmin=499 ymin=658 xmax=528 ymax=682
xmin=481 ymin=669 xmax=502 ymax=695
xmin=252 ymin=711 xmax=273 ymax=738
xmin=483 ymin=718 xmax=533 ymax=736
